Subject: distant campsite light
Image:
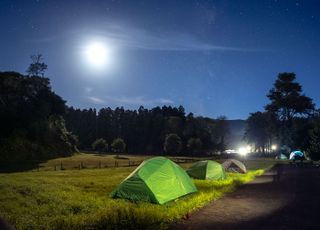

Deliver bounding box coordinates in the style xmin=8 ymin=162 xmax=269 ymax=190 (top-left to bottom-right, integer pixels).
xmin=238 ymin=147 xmax=248 ymax=156
xmin=271 ymin=145 xmax=277 ymax=151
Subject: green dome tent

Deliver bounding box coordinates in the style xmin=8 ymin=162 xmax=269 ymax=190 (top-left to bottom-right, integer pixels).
xmin=222 ymin=159 xmax=247 ymax=174
xmin=110 ymin=157 xmax=197 ymax=204
xmin=186 ymin=160 xmax=227 ymax=180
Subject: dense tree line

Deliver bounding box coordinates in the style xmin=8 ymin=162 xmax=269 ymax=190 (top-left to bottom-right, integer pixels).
xmin=0 ymin=71 xmax=77 ymax=161
xmin=3 ymin=56 xmax=320 ymax=161
xmin=0 ymin=69 xmax=229 ymax=161
xmin=0 ymin=67 xmax=229 ymax=161
xmin=64 ymin=106 xmax=229 ymax=155
xmin=245 ymin=73 xmax=320 ymax=160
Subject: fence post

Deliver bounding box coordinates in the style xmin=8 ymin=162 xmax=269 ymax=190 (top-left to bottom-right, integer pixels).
xmin=60 ymin=162 xmax=63 ymax=170
xmin=54 ymin=165 xmax=57 ymax=171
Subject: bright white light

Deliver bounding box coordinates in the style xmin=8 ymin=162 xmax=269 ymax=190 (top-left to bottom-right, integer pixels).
xmin=225 ymin=149 xmax=236 ymax=154
xmin=271 ymin=145 xmax=277 ymax=151
xmin=238 ymin=147 xmax=248 ymax=156
xmin=85 ymin=42 xmax=110 ymax=68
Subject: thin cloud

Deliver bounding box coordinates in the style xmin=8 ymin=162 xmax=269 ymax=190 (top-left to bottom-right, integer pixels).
xmin=86 ymin=95 xmax=174 ymax=106
xmin=157 ymin=98 xmax=174 ymax=104
xmin=31 ymin=23 xmax=256 ymax=52
xmin=104 ymin=95 xmax=174 ymax=106
xmin=86 ymin=96 xmax=105 ymax=105
xmin=89 ymin=24 xmax=251 ymax=52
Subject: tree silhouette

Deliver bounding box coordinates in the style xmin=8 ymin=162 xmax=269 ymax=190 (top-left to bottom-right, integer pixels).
xmin=27 ymin=54 xmax=48 ymax=77
xmin=266 ymin=73 xmax=314 ymax=121
xmin=214 ymin=116 xmax=229 ymax=153
xmin=245 ymin=112 xmax=276 ymax=154
xmin=266 ymin=73 xmax=314 ymax=147
xmin=0 ymin=71 xmax=75 ymax=161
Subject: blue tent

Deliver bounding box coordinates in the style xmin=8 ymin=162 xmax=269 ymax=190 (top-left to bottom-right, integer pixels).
xmin=289 ymin=151 xmax=304 ymax=160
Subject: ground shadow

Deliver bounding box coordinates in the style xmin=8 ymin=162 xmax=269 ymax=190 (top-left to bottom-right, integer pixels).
xmin=171 ymin=165 xmax=320 ymax=230
xmin=0 ymin=160 xmax=45 ymax=173
xmin=0 ymin=218 xmax=14 ymax=230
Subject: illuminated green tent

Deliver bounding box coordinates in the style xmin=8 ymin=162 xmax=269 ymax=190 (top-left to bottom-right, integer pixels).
xmin=186 ymin=160 xmax=227 ymax=180
xmin=110 ymin=157 xmax=197 ymax=204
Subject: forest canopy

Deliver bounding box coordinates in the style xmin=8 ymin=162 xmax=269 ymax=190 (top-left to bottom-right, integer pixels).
xmin=2 ymin=71 xmax=320 ymax=161
xmin=0 ymin=72 xmax=77 ymax=161
xmin=0 ymin=71 xmax=228 ymax=161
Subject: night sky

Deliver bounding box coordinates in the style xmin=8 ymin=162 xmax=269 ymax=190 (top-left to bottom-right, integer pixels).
xmin=1 ymin=0 xmax=319 ymax=119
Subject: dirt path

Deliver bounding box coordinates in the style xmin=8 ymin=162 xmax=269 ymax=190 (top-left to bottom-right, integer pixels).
xmin=171 ymin=165 xmax=320 ymax=230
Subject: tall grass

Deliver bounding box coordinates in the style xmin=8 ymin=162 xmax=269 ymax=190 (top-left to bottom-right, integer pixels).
xmin=0 ymin=167 xmax=264 ymax=230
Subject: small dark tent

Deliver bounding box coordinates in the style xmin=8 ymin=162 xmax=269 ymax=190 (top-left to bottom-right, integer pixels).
xmin=186 ymin=160 xmax=227 ymax=180
xmin=222 ymin=159 xmax=247 ymax=174
xmin=110 ymin=157 xmax=197 ymax=204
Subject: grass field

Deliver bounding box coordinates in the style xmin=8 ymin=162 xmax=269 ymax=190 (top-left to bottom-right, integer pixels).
xmin=38 ymin=153 xmax=151 ymax=170
xmin=0 ymin=155 xmax=275 ymax=230
xmin=36 ymin=153 xmax=276 ymax=171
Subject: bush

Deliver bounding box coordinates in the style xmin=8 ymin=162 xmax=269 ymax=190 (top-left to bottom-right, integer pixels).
xmin=111 ymin=138 xmax=126 ymax=153
xmin=92 ymin=138 xmax=108 ymax=153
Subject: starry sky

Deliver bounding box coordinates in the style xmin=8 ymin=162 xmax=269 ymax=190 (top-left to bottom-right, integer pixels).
xmin=1 ymin=0 xmax=320 ymax=119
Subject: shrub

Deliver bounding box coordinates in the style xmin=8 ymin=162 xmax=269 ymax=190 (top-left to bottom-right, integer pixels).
xmin=92 ymin=138 xmax=108 ymax=153
xmin=111 ymin=138 xmax=126 ymax=153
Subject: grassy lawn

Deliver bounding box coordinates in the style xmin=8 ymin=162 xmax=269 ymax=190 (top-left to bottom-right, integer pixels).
xmin=35 ymin=153 xmax=221 ymax=171
xmin=0 ymin=156 xmax=275 ymax=230
xmin=38 ymin=153 xmax=151 ymax=170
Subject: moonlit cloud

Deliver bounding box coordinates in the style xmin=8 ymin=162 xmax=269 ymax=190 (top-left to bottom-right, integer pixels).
xmin=86 ymin=96 xmax=105 ymax=105
xmin=32 ymin=23 xmax=255 ymax=52
xmin=85 ymin=95 xmax=174 ymax=106
xmin=98 ymin=24 xmax=247 ymax=51
xmin=157 ymin=98 xmax=175 ymax=104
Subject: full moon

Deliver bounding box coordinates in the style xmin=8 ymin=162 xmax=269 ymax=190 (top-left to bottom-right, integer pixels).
xmin=85 ymin=42 xmax=110 ymax=68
